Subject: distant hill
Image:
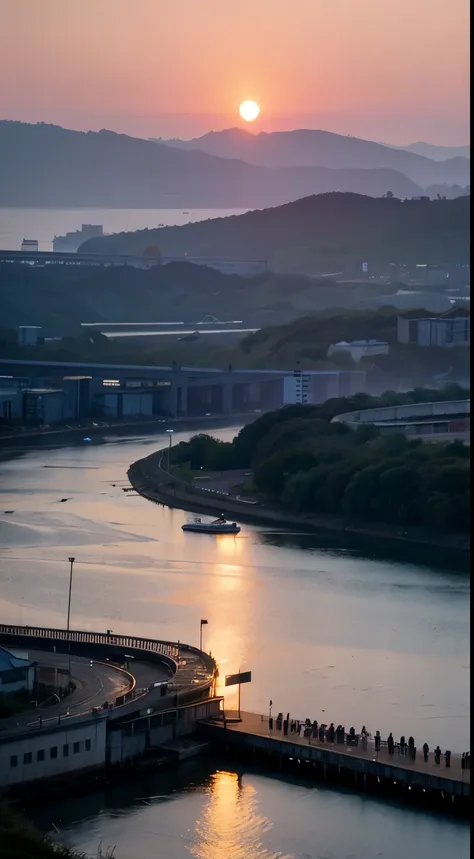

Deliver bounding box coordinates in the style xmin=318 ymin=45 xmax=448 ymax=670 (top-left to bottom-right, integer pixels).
xmin=81 ymin=192 xmax=470 ymax=273
xmin=397 ymin=142 xmax=470 ymax=161
xmin=159 ymin=127 xmax=470 ymax=188
xmin=0 ymin=120 xmax=423 ymax=208
xmin=425 ymin=183 xmax=470 ymax=199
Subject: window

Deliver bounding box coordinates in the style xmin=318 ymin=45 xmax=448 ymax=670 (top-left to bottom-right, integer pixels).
xmin=37 ymin=749 xmax=45 ymax=762
xmin=63 ymin=744 xmax=69 ymax=757
xmin=23 ymin=752 xmax=32 ymax=765
xmin=10 ymin=755 xmax=18 ymax=768
xmin=50 ymin=746 xmax=58 ymax=759
xmin=73 ymin=741 xmax=81 ymax=754
xmin=85 ymin=739 xmax=91 ymax=752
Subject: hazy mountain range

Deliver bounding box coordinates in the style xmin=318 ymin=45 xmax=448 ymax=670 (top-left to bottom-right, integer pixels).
xmin=0 ymin=121 xmax=468 ymax=210
xmin=158 ymin=127 xmax=470 ymax=188
xmin=393 ymin=141 xmax=470 ymax=161
xmin=80 ymin=192 xmax=470 ymax=274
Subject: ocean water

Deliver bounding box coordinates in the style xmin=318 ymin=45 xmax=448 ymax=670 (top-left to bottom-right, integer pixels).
xmin=0 ymin=207 xmax=249 ymax=251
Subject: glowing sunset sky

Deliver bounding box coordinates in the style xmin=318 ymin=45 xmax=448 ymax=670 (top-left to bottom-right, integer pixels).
xmin=0 ymin=0 xmax=469 ymax=144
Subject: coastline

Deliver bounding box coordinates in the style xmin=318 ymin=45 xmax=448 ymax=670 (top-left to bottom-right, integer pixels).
xmin=128 ymin=448 xmax=470 ymax=562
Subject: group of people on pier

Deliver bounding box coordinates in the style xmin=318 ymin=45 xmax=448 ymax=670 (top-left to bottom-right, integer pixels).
xmin=272 ymin=713 xmax=465 ymax=769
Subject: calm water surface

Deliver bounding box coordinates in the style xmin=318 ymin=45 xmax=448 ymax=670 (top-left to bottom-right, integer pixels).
xmin=0 ymin=207 xmax=248 ymax=251
xmin=0 ymin=426 xmax=469 ymax=858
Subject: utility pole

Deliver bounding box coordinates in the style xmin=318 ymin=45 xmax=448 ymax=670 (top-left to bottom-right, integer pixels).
xmin=66 ymin=557 xmax=75 ymax=688
xmin=199 ymin=618 xmax=208 ymax=651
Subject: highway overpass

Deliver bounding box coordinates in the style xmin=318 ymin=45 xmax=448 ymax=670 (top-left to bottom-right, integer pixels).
xmin=332 ymin=399 xmax=470 ymax=443
xmin=0 ymin=359 xmax=366 ymax=420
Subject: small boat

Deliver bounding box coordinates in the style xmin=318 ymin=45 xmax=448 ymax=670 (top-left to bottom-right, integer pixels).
xmin=182 ymin=515 xmax=240 ymax=534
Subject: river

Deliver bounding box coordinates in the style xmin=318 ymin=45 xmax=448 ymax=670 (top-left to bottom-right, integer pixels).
xmin=0 ymin=426 xmax=469 ymax=858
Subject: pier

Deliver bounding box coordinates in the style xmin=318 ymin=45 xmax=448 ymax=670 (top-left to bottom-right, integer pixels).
xmin=198 ymin=711 xmax=470 ymax=816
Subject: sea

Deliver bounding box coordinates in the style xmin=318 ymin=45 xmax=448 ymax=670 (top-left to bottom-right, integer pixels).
xmin=0 ymin=207 xmax=249 ymax=252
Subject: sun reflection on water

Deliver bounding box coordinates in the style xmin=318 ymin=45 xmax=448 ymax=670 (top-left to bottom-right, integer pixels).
xmin=188 ymin=770 xmax=290 ymax=859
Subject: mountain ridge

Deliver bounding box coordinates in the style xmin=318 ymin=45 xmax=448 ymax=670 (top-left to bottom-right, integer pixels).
xmin=0 ymin=120 xmax=429 ymax=208
xmin=80 ymin=192 xmax=470 ymax=274
xmin=158 ymin=126 xmax=470 ymax=187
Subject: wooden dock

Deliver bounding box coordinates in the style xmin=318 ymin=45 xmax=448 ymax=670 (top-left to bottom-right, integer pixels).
xmin=198 ymin=712 xmax=470 ymax=815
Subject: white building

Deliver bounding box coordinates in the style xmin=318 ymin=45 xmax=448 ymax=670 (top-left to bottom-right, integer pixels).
xmin=327 ymin=340 xmax=390 ymax=362
xmin=0 ymin=712 xmax=108 ymax=788
xmin=20 ymin=239 xmax=38 ymax=252
xmin=0 ymin=646 xmax=35 ymax=694
xmin=282 ymin=370 xmax=366 ymax=405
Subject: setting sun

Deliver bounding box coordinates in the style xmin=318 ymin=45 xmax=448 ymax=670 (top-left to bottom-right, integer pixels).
xmin=239 ymin=100 xmax=260 ymax=122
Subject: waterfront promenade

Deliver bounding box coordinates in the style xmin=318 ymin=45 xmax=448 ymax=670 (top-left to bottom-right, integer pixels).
xmin=199 ymin=711 xmax=470 ymax=814
xmin=221 ymin=712 xmax=470 ymax=785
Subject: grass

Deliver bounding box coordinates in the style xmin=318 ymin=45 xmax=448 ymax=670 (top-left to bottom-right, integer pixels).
xmin=0 ymin=804 xmax=116 ymax=859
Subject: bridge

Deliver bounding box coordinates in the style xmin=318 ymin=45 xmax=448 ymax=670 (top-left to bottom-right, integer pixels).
xmin=0 ymin=248 xmax=163 ymax=269
xmin=0 ymin=624 xmax=220 ymax=793
xmin=0 ymin=249 xmax=267 ymax=275
xmin=0 ymin=357 xmax=287 ymax=417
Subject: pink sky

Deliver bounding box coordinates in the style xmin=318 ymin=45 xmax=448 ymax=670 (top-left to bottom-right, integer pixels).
xmin=0 ymin=0 xmax=469 ymax=144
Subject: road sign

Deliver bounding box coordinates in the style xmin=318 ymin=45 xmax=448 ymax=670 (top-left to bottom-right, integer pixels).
xmin=225 ymin=671 xmax=252 ymax=687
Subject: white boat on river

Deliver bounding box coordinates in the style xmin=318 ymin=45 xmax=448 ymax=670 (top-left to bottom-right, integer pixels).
xmin=181 ymin=515 xmax=241 ymax=534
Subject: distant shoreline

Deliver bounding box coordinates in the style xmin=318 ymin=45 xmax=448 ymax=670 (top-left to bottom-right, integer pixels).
xmin=0 ymin=413 xmax=253 ymax=462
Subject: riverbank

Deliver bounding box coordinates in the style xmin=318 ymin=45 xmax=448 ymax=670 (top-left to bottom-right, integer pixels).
xmin=0 ymin=412 xmax=258 ymax=461
xmin=128 ymin=447 xmax=470 ymax=560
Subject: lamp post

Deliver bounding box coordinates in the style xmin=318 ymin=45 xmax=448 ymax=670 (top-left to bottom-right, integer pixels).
xmin=66 ymin=557 xmax=75 ymax=687
xmin=166 ymin=428 xmax=174 ymax=471
xmin=199 ymin=618 xmax=208 ymax=651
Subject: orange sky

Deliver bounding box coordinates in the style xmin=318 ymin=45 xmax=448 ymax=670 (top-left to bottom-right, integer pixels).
xmin=0 ymin=0 xmax=469 ymax=144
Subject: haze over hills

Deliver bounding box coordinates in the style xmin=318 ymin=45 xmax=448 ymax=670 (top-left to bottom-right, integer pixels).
xmin=396 ymin=142 xmax=470 ymax=161
xmin=80 ymin=192 xmax=470 ymax=274
xmin=0 ymin=258 xmax=463 ymax=338
xmin=159 ymin=127 xmax=470 ymax=188
xmin=0 ymin=120 xmax=425 ymax=209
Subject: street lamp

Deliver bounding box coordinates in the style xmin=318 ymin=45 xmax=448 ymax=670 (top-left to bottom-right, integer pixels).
xmin=66 ymin=557 xmax=75 ymax=633
xmin=199 ymin=618 xmax=208 ymax=651
xmin=66 ymin=557 xmax=75 ymax=687
xmin=166 ymin=429 xmax=174 ymax=471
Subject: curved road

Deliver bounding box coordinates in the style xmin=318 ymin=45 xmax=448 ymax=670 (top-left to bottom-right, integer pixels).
xmin=0 ymin=650 xmax=171 ymax=730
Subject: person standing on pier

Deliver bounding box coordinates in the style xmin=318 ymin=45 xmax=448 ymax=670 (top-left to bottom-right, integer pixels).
xmin=361 ymin=726 xmax=368 ymax=750
xmin=387 ymin=733 xmax=394 ymax=755
xmin=400 ymin=735 xmax=406 ymax=755
xmin=408 ymin=736 xmax=415 ymax=758
xmin=434 ymin=746 xmax=441 ymax=764
xmin=423 ymin=742 xmax=429 ymax=762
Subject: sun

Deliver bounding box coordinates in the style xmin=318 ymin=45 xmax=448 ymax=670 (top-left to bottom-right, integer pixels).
xmin=239 ymin=100 xmax=260 ymax=122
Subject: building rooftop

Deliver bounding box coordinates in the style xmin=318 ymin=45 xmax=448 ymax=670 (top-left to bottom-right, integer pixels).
xmin=0 ymin=646 xmax=33 ymax=672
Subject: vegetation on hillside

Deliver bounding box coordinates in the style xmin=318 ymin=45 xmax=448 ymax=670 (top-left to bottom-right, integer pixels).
xmin=0 ymin=261 xmax=426 ymax=336
xmin=172 ymin=387 xmax=470 ymax=534
xmin=81 ymin=193 xmax=470 ymax=273
xmin=1 ymin=305 xmax=469 ymax=391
